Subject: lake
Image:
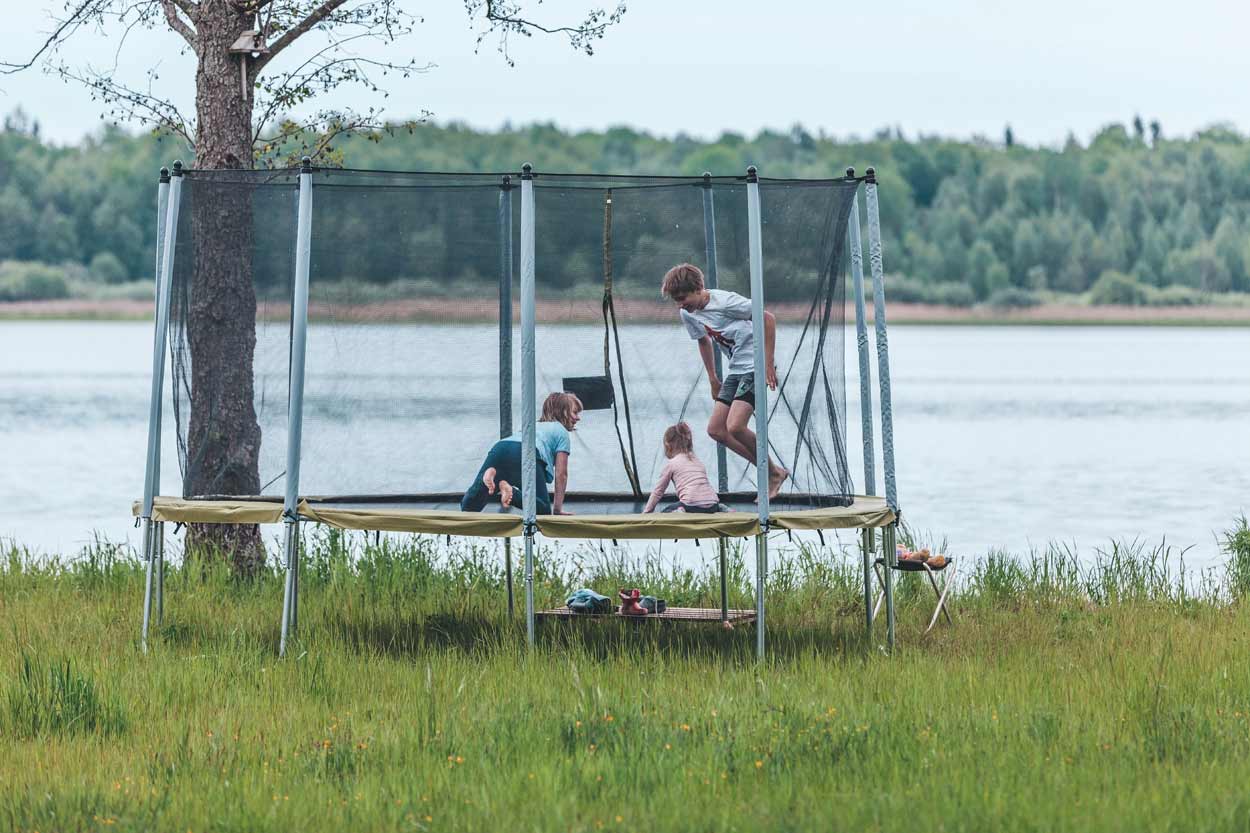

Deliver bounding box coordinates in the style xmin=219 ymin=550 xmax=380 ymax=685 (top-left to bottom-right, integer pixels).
xmin=2 ymin=321 xmax=1247 ymax=569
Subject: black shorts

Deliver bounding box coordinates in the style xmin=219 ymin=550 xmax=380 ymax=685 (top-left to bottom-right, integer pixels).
xmin=714 ymin=372 xmax=755 ymax=408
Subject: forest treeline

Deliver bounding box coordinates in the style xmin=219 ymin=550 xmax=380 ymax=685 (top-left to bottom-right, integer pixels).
xmin=2 ymin=109 xmax=1249 ymax=307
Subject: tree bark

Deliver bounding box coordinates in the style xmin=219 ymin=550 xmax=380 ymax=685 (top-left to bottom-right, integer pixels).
xmin=184 ymin=0 xmax=266 ymax=575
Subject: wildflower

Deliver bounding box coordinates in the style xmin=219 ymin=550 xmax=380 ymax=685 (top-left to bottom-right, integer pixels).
xmin=755 ymin=760 xmax=763 ymax=769
xmin=664 ymin=743 xmax=671 ymax=750
xmin=616 ymin=816 xmax=624 ymax=823
xmin=605 ymin=714 xmax=614 ymax=722
xmin=456 ymin=756 xmax=464 ymax=764
xmin=680 ymin=724 xmax=690 ymax=732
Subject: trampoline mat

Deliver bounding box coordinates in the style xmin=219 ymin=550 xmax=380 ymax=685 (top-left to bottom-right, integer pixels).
xmin=135 ymin=492 xmax=895 ymax=539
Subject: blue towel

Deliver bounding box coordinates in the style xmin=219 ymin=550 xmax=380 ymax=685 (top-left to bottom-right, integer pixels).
xmin=566 ymin=588 xmax=612 ymax=614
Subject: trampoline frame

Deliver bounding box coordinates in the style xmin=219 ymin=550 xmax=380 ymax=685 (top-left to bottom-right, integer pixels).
xmin=136 ymin=161 xmax=901 ymax=658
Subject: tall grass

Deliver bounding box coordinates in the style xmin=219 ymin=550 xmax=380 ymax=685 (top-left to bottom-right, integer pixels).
xmin=2 ymin=528 xmax=1249 ymax=831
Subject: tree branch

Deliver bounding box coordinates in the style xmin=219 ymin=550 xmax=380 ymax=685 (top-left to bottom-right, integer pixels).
xmin=159 ymin=0 xmax=197 ymax=48
xmin=253 ymin=0 xmax=351 ymax=72
xmin=0 ymin=0 xmax=104 ymax=74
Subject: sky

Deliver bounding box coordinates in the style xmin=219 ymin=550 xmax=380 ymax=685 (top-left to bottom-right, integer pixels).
xmin=1 ymin=0 xmax=1248 ymax=147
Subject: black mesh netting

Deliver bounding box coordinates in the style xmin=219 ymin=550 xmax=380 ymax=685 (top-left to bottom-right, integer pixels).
xmin=167 ymin=168 xmax=859 ymax=509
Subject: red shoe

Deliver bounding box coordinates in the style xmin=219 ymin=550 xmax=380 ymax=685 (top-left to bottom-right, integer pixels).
xmin=618 ymin=588 xmax=648 ymax=616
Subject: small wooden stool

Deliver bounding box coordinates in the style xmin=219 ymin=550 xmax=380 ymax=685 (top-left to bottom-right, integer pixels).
xmin=873 ymin=557 xmax=956 ymax=634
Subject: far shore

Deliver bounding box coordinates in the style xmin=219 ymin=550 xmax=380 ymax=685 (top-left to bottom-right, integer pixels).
xmin=4 ymin=297 xmax=1250 ymax=326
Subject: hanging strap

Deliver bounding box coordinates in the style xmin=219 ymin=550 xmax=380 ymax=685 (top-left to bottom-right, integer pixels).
xmin=601 ymin=189 xmax=643 ymax=498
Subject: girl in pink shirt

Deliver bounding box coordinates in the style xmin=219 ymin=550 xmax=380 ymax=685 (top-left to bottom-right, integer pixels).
xmin=643 ymin=422 xmax=723 ymax=513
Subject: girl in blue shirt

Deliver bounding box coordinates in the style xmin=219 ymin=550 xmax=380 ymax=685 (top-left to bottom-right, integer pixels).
xmin=460 ymin=392 xmax=582 ymax=515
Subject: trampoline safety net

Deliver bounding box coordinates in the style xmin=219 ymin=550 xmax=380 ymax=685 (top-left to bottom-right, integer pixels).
xmin=165 ymin=168 xmax=860 ymax=514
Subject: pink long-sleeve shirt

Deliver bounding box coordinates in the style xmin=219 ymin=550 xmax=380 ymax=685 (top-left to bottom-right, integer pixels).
xmin=643 ymin=453 xmax=720 ymax=513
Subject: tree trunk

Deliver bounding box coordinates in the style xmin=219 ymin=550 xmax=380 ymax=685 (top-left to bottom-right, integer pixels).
xmin=184 ymin=1 xmax=266 ymax=576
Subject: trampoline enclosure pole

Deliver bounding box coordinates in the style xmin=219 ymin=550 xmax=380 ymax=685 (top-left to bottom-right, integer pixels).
xmin=142 ymin=165 xmax=178 ymax=649
xmin=499 ymin=177 xmax=516 ymax=618
xmin=866 ymin=168 xmax=898 ymax=651
xmin=520 ymin=164 xmax=538 ymax=646
xmin=865 ymin=169 xmax=897 ymax=514
xmin=846 ymin=171 xmax=876 ymax=641
xmin=280 ymin=158 xmax=315 ymax=658
xmin=746 ymin=166 xmax=769 ymax=659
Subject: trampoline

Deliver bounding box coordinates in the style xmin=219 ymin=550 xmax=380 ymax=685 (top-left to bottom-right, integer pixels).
xmin=134 ymin=161 xmax=902 ymax=657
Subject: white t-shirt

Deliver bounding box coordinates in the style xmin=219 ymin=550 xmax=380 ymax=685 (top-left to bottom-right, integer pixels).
xmin=679 ymin=289 xmax=756 ymax=375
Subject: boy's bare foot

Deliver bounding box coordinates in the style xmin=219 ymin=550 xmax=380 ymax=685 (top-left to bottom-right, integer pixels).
xmin=482 ymin=467 xmax=498 ymax=495
xmin=499 ymin=480 xmax=514 ymax=508
xmin=768 ymin=466 xmax=789 ymax=499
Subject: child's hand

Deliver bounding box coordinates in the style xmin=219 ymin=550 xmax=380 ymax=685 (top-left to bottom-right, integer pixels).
xmin=766 ymin=363 xmax=778 ymax=390
xmin=555 ymin=509 xmax=575 ymax=516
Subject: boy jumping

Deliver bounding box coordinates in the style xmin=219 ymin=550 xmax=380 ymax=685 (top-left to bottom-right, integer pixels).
xmin=660 ymin=263 xmax=788 ymax=499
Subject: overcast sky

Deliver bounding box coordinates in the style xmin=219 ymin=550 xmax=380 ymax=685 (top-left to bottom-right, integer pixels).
xmin=2 ymin=0 xmax=1247 ymax=147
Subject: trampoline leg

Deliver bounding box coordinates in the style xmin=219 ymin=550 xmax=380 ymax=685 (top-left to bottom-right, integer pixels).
xmin=505 ymin=537 xmax=515 ymax=618
xmin=755 ymin=532 xmax=767 ymax=660
xmin=280 ymin=520 xmax=297 ymax=657
xmin=718 ymin=537 xmax=728 ymax=622
xmin=156 ymin=521 xmax=165 ymax=626
xmin=141 ymin=517 xmax=155 ymax=651
xmin=524 ymin=532 xmax=536 ymax=647
xmin=861 ymin=528 xmax=873 ymax=641
xmin=883 ymin=524 xmax=896 ymax=654
xmin=291 ymin=526 xmax=300 ymax=631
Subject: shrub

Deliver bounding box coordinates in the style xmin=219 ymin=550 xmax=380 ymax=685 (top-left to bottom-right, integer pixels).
xmin=89 ymin=251 xmax=128 ymax=284
xmin=882 ymin=276 xmax=975 ymax=307
xmin=883 ymin=275 xmax=929 ymax=304
xmin=0 ymin=260 xmax=70 ymax=302
xmin=927 ymin=282 xmax=976 ymax=307
xmin=1225 ymin=515 xmax=1250 ymax=601
xmin=985 ymin=287 xmax=1042 ymax=308
xmin=1089 ymin=270 xmax=1147 ymax=305
xmin=1144 ymin=284 xmax=1206 ymax=306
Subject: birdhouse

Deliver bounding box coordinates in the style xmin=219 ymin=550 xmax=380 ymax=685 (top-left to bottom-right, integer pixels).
xmin=228 ymin=30 xmax=270 ymax=98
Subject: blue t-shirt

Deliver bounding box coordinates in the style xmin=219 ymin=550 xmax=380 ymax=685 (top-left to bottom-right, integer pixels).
xmin=506 ymin=421 xmax=571 ymax=482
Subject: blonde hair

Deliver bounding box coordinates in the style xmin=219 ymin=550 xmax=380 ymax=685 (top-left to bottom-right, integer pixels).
xmin=541 ymin=392 xmax=583 ymax=430
xmin=661 ymin=263 xmax=705 ymax=299
xmin=662 ymin=421 xmax=695 ymax=459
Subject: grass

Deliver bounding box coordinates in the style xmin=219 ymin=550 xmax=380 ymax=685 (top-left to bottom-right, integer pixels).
xmin=2 ymin=529 xmax=1250 ymax=832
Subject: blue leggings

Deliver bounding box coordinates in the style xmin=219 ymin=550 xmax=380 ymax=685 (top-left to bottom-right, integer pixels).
xmin=460 ymin=440 xmax=551 ymax=514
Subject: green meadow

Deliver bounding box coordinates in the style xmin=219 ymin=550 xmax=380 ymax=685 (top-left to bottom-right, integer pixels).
xmin=2 ymin=521 xmax=1249 ymax=832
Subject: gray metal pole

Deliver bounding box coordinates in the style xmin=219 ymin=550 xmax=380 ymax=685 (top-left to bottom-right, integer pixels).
xmin=701 ymin=173 xmax=731 ymax=622
xmin=865 ymin=167 xmax=897 ymax=653
xmin=520 ymin=164 xmax=538 ymax=646
xmin=142 ymin=164 xmax=179 ymax=650
xmin=846 ymin=169 xmax=876 ymax=642
xmin=865 ymin=169 xmax=897 ymax=513
xmin=280 ymin=158 xmax=315 ymax=658
xmin=500 ymin=176 xmax=516 ymax=618
xmin=883 ymin=523 xmax=896 ymax=653
xmin=745 ymin=166 xmax=770 ymax=659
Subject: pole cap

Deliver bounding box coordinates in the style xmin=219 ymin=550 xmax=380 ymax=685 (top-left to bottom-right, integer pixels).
xmin=865 ymin=167 xmax=877 ymax=184
xmin=159 ymin=167 xmax=170 ymax=183
xmin=746 ymin=165 xmax=758 ymax=183
xmin=171 ymin=160 xmax=184 ymax=176
xmin=702 ymin=171 xmax=712 ymax=186
xmin=521 ymin=163 xmax=533 ymax=180
xmin=502 ymin=174 xmax=512 ymax=190
xmin=845 ymin=167 xmax=855 ymax=179
xmin=300 ymin=156 xmax=313 ymax=173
